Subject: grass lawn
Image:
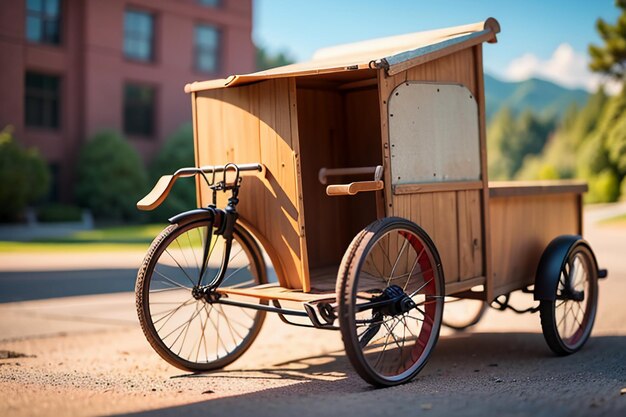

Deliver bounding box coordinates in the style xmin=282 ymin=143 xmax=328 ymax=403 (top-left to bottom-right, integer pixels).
xmin=0 ymin=224 xmax=166 ymax=253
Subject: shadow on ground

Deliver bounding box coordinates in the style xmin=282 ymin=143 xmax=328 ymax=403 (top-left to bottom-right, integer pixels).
xmin=0 ymin=269 xmax=137 ymax=302
xmin=118 ymin=332 xmax=626 ymax=417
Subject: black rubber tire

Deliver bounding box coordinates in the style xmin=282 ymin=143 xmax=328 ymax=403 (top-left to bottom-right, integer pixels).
xmin=336 ymin=217 xmax=445 ymax=387
xmin=539 ymin=242 xmax=598 ymax=355
xmin=136 ymin=221 xmax=267 ymax=372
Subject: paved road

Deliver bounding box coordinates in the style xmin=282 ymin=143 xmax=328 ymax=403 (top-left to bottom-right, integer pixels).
xmin=0 ymin=269 xmax=138 ymax=303
xmin=0 ymin=206 xmax=625 ymax=417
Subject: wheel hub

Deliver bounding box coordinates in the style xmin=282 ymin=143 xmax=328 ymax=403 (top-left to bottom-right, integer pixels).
xmin=191 ymin=286 xmax=204 ymax=300
xmin=376 ymin=285 xmax=416 ymax=316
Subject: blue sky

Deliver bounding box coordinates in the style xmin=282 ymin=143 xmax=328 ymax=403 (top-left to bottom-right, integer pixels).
xmin=252 ymin=0 xmax=620 ymax=91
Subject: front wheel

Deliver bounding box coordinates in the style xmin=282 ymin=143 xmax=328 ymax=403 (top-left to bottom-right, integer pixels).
xmin=539 ymin=242 xmax=599 ymax=355
xmin=136 ymin=220 xmax=267 ymax=372
xmin=337 ymin=217 xmax=445 ymax=387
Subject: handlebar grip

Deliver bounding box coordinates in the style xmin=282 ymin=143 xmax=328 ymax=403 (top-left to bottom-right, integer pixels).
xmin=137 ymin=175 xmax=176 ymax=211
xmin=326 ymin=180 xmax=384 ymax=196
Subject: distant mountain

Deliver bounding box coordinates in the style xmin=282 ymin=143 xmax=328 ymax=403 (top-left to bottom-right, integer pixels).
xmin=484 ymin=74 xmax=589 ymax=121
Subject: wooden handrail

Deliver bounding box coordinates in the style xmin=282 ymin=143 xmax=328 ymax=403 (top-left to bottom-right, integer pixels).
xmin=318 ymin=165 xmax=382 ymax=185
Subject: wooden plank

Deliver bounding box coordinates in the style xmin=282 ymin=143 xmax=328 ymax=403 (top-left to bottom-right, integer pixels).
xmin=489 ymin=180 xmax=588 ymax=197
xmin=445 ymin=276 xmax=486 ymax=296
xmin=473 ymin=44 xmax=492 ymax=301
xmin=433 ymin=192 xmax=459 ymax=283
xmin=378 ymin=69 xmax=407 ymax=216
xmin=404 ymin=47 xmax=478 ymax=97
xmin=457 ymin=190 xmax=483 ymax=279
xmin=218 ymin=284 xmax=335 ymax=302
xmin=418 ymin=193 xmax=435 ymax=240
xmin=386 ymin=31 xmax=498 ymax=76
xmin=288 ymin=77 xmax=311 ymax=292
xmin=489 ymin=193 xmax=580 ymax=299
xmin=394 ymin=181 xmax=482 ymax=195
xmin=194 ymin=80 xmax=305 ymax=291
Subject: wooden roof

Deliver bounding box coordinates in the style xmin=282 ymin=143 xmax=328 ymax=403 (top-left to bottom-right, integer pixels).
xmin=185 ymin=18 xmax=500 ymax=93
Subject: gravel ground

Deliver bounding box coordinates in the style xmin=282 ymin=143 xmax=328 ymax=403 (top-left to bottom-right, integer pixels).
xmin=0 ymin=208 xmax=625 ymax=417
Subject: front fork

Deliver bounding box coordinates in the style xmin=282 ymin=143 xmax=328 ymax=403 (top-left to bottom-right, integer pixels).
xmin=197 ymin=170 xmax=241 ymax=292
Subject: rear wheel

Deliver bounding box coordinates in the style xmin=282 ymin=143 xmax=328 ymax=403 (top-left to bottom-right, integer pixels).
xmin=337 ymin=217 xmax=445 ymax=387
xmin=539 ymin=242 xmax=598 ymax=355
xmin=136 ymin=221 xmax=267 ymax=371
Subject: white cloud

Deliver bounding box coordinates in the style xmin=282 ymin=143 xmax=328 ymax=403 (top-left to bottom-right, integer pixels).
xmin=503 ymin=43 xmax=620 ymax=94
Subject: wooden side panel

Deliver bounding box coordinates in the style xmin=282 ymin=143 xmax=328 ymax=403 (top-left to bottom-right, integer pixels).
xmin=457 ymin=190 xmax=483 ymax=279
xmin=382 ymin=48 xmax=485 ymax=289
xmin=394 ymin=192 xmax=464 ymax=284
xmin=194 ymin=79 xmax=307 ymax=290
xmin=489 ymin=193 xmax=580 ymax=297
xmin=404 ymin=47 xmax=478 ymax=96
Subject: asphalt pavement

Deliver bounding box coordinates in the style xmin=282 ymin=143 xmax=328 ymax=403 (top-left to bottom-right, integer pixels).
xmin=0 ymin=205 xmax=625 ymax=417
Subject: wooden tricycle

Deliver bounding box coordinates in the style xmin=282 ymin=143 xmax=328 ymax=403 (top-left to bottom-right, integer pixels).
xmin=134 ymin=19 xmax=606 ymax=387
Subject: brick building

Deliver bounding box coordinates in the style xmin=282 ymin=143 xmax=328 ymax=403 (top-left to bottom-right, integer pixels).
xmin=0 ymin=0 xmax=255 ymax=201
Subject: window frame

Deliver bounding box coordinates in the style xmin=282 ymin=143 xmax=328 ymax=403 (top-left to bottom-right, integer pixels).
xmin=123 ymin=9 xmax=156 ymax=63
xmin=194 ymin=23 xmax=221 ymax=74
xmin=197 ymin=0 xmax=221 ymax=8
xmin=25 ymin=0 xmax=63 ymax=46
xmin=24 ymin=71 xmax=62 ymax=130
xmin=123 ymin=82 xmax=157 ymax=138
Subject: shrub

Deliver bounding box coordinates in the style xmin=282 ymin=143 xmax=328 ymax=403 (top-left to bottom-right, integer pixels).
xmin=37 ymin=203 xmax=83 ymax=223
xmin=0 ymin=126 xmax=50 ymax=222
xmin=75 ymin=130 xmax=147 ymax=221
xmin=586 ymin=169 xmax=620 ymax=203
xmin=148 ymin=123 xmax=197 ymax=220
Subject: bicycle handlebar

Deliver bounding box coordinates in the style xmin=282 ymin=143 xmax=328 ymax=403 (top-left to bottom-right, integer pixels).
xmin=137 ymin=163 xmax=265 ymax=211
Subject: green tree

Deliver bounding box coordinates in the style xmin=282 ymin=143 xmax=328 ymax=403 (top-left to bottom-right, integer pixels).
xmin=568 ymin=88 xmax=608 ymax=147
xmin=488 ymin=107 xmax=553 ymax=180
xmin=148 ymin=123 xmax=197 ymax=220
xmin=0 ymin=126 xmax=50 ymax=222
xmin=487 ymin=107 xmax=516 ymax=179
xmin=587 ymin=169 xmax=620 ymax=203
xmin=75 ymin=130 xmax=147 ymax=221
xmin=589 ymin=0 xmax=626 ymax=82
xmin=256 ymin=45 xmax=295 ymax=71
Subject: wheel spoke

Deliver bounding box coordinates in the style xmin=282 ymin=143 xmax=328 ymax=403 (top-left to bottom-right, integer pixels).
xmin=151 ymin=297 xmax=195 ymax=321
xmin=153 ymin=267 xmax=192 ymax=291
xmin=174 ymin=237 xmax=193 ymax=277
xmin=387 ymin=239 xmax=409 ymax=286
xmin=402 ymin=248 xmax=424 ymax=291
xmin=186 ymin=230 xmax=201 ymax=277
xmin=164 ymin=248 xmax=196 ymax=287
xmin=408 ymin=277 xmax=434 ymax=298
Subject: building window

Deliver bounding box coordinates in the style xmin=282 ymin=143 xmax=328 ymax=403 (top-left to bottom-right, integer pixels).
xmin=198 ymin=0 xmax=221 ymax=7
xmin=25 ymin=72 xmax=60 ymax=129
xmin=195 ymin=24 xmax=220 ymax=73
xmin=124 ymin=10 xmax=154 ymax=62
xmin=26 ymin=0 xmax=62 ymax=45
xmin=124 ymin=84 xmax=155 ymax=137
